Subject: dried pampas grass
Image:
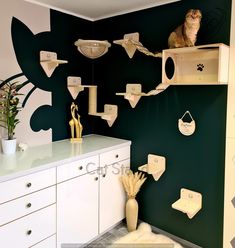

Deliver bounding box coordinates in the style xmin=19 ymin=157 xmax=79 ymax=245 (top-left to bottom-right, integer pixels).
xmin=120 ymin=170 xmax=147 ymax=198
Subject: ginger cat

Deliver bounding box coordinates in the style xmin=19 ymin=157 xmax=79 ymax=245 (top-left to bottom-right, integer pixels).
xmin=168 ymin=9 xmax=202 ymax=49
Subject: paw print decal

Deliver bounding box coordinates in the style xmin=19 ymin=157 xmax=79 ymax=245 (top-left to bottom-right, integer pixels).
xmin=197 ymin=64 xmax=204 ymax=71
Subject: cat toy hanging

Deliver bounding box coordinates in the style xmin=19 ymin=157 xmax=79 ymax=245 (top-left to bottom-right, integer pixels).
xmin=168 ymin=9 xmax=202 ymax=48
xmin=178 ymin=111 xmax=196 ymax=136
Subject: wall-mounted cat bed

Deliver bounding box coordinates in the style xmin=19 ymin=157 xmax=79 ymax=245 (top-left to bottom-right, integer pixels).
xmin=172 ymin=188 xmax=202 ymax=219
xmin=113 ymin=32 xmax=162 ymax=59
xmin=162 ymin=43 xmax=229 ymax=85
xmin=67 ymin=77 xmax=118 ymax=127
xmin=74 ymin=39 xmax=111 ymax=59
xmin=116 ymin=83 xmax=169 ymax=108
xmin=138 ymin=154 xmax=166 ymax=181
xmin=40 ymin=51 xmax=68 ymax=77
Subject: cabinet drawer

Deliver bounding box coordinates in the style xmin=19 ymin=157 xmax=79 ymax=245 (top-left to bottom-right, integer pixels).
xmin=0 ymin=204 xmax=56 ymax=248
xmin=0 ymin=186 xmax=56 ymax=226
xmin=31 ymin=235 xmax=56 ymax=248
xmin=100 ymin=146 xmax=130 ymax=167
xmin=0 ymin=168 xmax=56 ymax=204
xmin=57 ymin=155 xmax=99 ymax=183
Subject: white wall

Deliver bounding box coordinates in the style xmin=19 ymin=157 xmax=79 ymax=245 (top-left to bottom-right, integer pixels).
xmin=223 ymin=0 xmax=235 ymax=247
xmin=0 ymin=0 xmax=52 ymax=146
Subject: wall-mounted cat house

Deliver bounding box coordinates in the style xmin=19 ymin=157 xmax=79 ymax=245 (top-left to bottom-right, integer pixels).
xmin=162 ymin=43 xmax=229 ymax=85
xmin=40 ymin=51 xmax=68 ymax=77
xmin=172 ymin=188 xmax=202 ymax=219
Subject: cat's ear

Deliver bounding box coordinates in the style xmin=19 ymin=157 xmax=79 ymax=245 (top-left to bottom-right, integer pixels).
xmin=11 ymin=17 xmax=53 ymax=91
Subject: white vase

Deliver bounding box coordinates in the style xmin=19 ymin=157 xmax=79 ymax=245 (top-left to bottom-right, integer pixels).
xmin=1 ymin=138 xmax=17 ymax=155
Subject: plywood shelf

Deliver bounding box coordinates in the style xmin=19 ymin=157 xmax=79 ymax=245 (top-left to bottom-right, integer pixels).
xmin=162 ymin=43 xmax=229 ymax=85
xmin=40 ymin=51 xmax=68 ymax=77
xmin=67 ymin=77 xmax=118 ymax=127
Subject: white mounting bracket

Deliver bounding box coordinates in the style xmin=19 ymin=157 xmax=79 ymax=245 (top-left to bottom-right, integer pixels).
xmin=67 ymin=77 xmax=84 ymax=100
xmin=138 ymin=154 xmax=166 ymax=181
xmin=116 ymin=83 xmax=170 ymax=108
xmin=172 ymin=188 xmax=202 ymax=219
xmin=113 ymin=32 xmax=139 ymax=58
xmin=40 ymin=51 xmax=68 ymax=77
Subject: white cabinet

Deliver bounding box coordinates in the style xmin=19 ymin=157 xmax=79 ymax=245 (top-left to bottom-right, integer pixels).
xmin=0 ymin=205 xmax=56 ymax=248
xmin=0 ymin=168 xmax=56 ymax=204
xmin=57 ymin=170 xmax=99 ymax=246
xmin=0 ymin=186 xmax=56 ymax=226
xmin=0 ymin=135 xmax=131 ymax=248
xmin=99 ymin=159 xmax=130 ymax=233
xmin=31 ymin=235 xmax=56 ymax=248
xmin=57 ymin=145 xmax=130 ymax=247
xmin=0 ymin=168 xmax=56 ymax=248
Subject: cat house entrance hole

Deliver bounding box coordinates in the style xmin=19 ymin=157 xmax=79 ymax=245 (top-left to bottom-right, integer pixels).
xmin=165 ymin=57 xmax=175 ymax=80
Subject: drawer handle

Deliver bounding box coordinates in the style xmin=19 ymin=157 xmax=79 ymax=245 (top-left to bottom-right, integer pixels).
xmin=26 ymin=182 xmax=32 ymax=188
xmin=102 ymin=174 xmax=106 ymax=178
xmin=94 ymin=177 xmax=99 ymax=181
xmin=26 ymin=230 xmax=32 ymax=235
xmin=78 ymin=166 xmax=83 ymax=170
xmin=115 ymin=154 xmax=119 ymax=158
xmin=26 ymin=203 xmax=32 ymax=208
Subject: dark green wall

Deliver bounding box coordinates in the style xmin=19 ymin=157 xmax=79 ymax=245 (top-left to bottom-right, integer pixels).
xmin=92 ymin=0 xmax=231 ymax=247
xmin=11 ymin=0 xmax=231 ymax=247
xmin=11 ymin=11 xmax=95 ymax=141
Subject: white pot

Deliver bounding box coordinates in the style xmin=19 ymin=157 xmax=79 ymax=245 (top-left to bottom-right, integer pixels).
xmin=1 ymin=138 xmax=17 ymax=155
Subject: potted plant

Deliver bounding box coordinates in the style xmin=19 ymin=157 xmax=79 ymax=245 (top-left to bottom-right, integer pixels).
xmin=0 ymin=80 xmax=23 ymax=154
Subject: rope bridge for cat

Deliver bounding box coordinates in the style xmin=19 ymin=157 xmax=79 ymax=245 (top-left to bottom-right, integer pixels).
xmin=127 ymin=39 xmax=162 ymax=58
xmin=113 ymin=32 xmax=162 ymax=58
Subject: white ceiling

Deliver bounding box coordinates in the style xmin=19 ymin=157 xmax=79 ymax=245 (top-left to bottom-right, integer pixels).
xmin=25 ymin=0 xmax=180 ymax=21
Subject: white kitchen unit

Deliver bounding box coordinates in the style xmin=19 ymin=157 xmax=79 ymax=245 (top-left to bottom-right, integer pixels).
xmin=57 ymin=146 xmax=130 ymax=247
xmin=99 ymin=147 xmax=130 ymax=234
xmin=0 ymin=168 xmax=56 ymax=248
xmin=0 ymin=134 xmax=131 ymax=248
xmin=57 ymin=156 xmax=100 ymax=246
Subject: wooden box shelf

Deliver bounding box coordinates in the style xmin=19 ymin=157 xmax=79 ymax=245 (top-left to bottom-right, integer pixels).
xmin=162 ymin=43 xmax=229 ymax=85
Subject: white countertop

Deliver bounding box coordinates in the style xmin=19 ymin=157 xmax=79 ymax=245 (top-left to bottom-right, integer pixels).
xmin=0 ymin=134 xmax=131 ymax=183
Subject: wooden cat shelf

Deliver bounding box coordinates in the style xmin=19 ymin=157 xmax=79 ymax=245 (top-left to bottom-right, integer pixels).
xmin=40 ymin=51 xmax=68 ymax=77
xmin=67 ymin=77 xmax=118 ymax=127
xmin=116 ymin=83 xmax=169 ymax=108
xmin=138 ymin=154 xmax=166 ymax=181
xmin=113 ymin=32 xmax=162 ymax=59
xmin=172 ymin=188 xmax=202 ymax=219
xmin=162 ymin=43 xmax=229 ymax=85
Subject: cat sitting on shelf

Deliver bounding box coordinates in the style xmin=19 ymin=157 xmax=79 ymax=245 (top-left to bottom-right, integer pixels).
xmin=168 ymin=9 xmax=202 ymax=49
